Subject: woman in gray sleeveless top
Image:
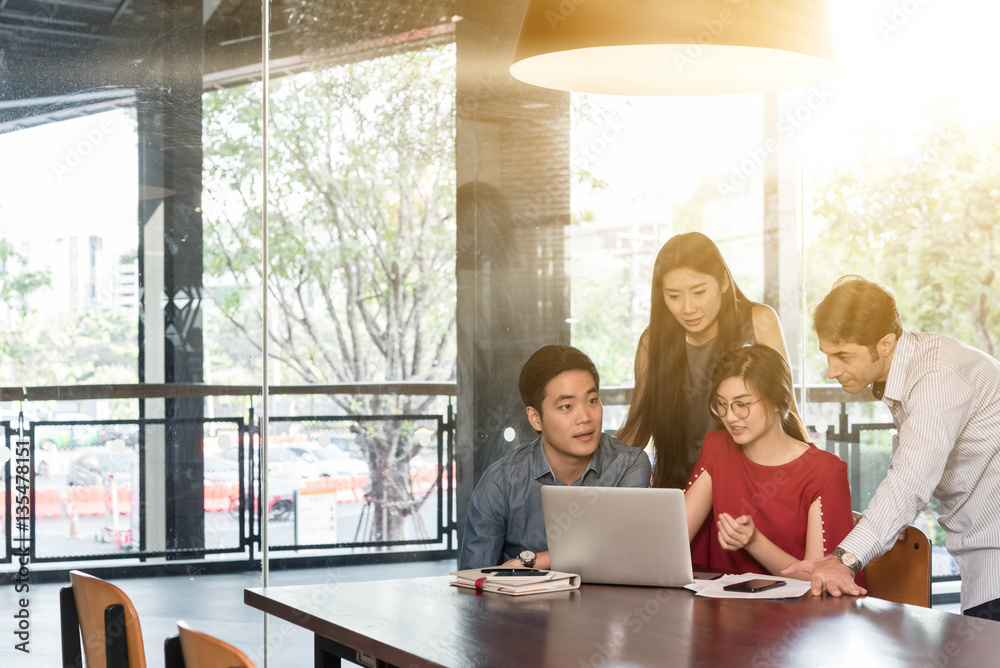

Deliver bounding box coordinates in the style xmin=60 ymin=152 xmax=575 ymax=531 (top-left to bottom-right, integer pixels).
xmin=616 ymin=232 xmax=796 ymax=489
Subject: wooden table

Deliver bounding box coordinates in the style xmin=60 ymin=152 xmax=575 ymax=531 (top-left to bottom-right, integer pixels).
xmin=245 ymin=576 xmax=995 ymax=667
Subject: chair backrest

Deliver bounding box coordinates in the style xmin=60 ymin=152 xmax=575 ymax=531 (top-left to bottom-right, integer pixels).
xmin=863 ymin=525 xmax=931 ymax=607
xmin=69 ymin=570 xmax=147 ymax=668
xmin=173 ymin=620 xmax=256 ymax=668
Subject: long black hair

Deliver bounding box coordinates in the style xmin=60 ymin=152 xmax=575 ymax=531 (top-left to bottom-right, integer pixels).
xmin=617 ymin=232 xmax=752 ymax=488
xmin=710 ymin=344 xmax=807 ymax=441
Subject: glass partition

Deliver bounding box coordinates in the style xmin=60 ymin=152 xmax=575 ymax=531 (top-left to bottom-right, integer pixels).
xmin=801 ymin=0 xmax=1000 ymax=589
xmin=0 ymin=0 xmax=268 ymax=662
xmin=4 ymin=0 xmax=998 ymax=662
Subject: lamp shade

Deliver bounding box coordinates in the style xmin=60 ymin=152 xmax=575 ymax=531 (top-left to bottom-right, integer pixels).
xmin=509 ymin=0 xmax=837 ymax=95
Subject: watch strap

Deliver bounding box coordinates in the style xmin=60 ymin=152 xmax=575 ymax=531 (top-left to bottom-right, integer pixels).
xmin=832 ymin=548 xmax=861 ymax=575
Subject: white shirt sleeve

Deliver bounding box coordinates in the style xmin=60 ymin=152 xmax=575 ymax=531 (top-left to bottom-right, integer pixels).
xmin=839 ymin=366 xmax=974 ymax=566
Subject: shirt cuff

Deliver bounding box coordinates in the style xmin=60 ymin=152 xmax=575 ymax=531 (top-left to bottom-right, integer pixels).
xmin=838 ymin=524 xmax=882 ymax=569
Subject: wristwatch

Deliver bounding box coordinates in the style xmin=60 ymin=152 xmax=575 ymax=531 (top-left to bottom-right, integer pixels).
xmin=518 ymin=550 xmax=536 ymax=568
xmin=832 ymin=548 xmax=861 ymax=575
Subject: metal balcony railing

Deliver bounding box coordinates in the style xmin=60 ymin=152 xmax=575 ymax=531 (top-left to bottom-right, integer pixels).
xmin=1 ymin=382 xmax=456 ymax=574
xmin=0 ymin=381 xmax=957 ymax=591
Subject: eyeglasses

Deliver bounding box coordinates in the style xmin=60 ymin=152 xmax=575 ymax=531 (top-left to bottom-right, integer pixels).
xmin=710 ymin=398 xmax=763 ymax=419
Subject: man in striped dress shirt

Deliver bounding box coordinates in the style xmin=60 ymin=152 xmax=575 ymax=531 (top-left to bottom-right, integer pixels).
xmin=784 ymin=276 xmax=1000 ymax=619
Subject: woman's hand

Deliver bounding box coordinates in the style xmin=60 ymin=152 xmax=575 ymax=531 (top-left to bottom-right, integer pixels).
xmin=717 ymin=512 xmax=756 ymax=551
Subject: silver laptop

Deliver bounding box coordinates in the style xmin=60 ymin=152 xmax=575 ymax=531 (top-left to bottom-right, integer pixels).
xmin=541 ymin=486 xmax=694 ymax=587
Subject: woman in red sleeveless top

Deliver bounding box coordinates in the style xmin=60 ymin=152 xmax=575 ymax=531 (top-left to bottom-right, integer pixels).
xmin=684 ymin=344 xmax=864 ymax=585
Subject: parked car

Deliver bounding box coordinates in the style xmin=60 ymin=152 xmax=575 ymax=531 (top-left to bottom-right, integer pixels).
xmin=99 ymin=423 xmax=140 ymax=449
xmin=204 ymin=454 xmax=240 ymax=484
xmin=68 ymin=446 xmax=138 ymax=487
xmin=288 ymin=444 xmax=368 ymax=476
xmin=34 ymin=444 xmax=53 ymax=478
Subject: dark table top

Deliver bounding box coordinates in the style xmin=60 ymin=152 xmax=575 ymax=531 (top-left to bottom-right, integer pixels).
xmin=245 ymin=575 xmax=995 ymax=667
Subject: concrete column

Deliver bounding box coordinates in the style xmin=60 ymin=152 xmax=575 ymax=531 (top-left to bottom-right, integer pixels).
xmin=136 ymin=0 xmax=206 ymax=556
xmin=455 ymin=0 xmax=572 ymax=544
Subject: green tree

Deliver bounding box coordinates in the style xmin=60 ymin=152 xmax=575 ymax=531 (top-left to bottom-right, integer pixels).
xmin=808 ymin=121 xmax=1000 ymax=374
xmin=570 ymin=253 xmax=637 ymax=387
xmin=202 ymin=44 xmax=456 ymax=540
xmin=1 ymin=240 xmax=138 ymax=407
xmin=29 ymin=307 xmax=137 ymax=386
xmin=0 ymin=239 xmax=50 ymax=366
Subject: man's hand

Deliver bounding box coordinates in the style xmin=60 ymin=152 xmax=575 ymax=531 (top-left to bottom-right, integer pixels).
xmin=782 ymin=555 xmax=868 ymax=597
xmin=717 ymin=513 xmax=756 ymax=551
xmin=500 ymin=551 xmax=551 ymax=570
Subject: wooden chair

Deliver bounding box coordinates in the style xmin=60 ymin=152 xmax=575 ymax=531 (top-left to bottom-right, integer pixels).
xmin=61 ymin=570 xmax=147 ymax=668
xmin=164 ymin=620 xmax=256 ymax=668
xmin=863 ymin=525 xmax=931 ymax=607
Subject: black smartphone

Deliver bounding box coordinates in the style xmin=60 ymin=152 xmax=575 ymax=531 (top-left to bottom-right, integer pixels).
xmin=723 ymin=578 xmax=787 ymax=593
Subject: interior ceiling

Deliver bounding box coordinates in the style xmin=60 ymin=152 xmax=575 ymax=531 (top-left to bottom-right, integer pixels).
xmin=0 ymin=0 xmax=456 ymax=130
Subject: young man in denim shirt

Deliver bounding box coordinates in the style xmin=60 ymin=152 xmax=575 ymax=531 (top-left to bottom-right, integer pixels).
xmin=459 ymin=344 xmax=652 ymax=570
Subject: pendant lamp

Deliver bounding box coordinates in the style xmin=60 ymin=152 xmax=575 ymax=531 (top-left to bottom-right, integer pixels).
xmin=509 ymin=0 xmax=837 ymax=95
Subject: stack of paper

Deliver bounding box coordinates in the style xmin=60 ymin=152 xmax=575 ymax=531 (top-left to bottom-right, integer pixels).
xmin=685 ymin=573 xmax=811 ymax=599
